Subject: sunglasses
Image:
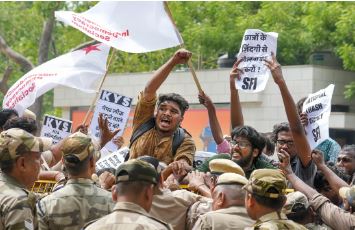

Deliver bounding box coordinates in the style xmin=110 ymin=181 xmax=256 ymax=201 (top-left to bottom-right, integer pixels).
xmin=337 ymin=157 xmax=352 ymax=163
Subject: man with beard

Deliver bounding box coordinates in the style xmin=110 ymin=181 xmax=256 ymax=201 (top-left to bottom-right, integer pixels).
xmin=129 ymin=49 xmax=196 ymax=173
xmin=337 ymin=145 xmax=355 ymax=185
xmin=197 ymin=125 xmax=275 ymax=178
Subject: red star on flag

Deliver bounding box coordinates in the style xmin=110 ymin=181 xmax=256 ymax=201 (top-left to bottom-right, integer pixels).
xmin=82 ymin=44 xmax=101 ymax=54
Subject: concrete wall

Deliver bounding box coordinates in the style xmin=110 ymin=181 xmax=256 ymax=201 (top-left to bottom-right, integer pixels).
xmin=54 ymin=65 xmax=355 ymax=132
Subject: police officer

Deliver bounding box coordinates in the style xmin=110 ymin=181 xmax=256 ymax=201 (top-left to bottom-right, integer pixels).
xmin=0 ymin=128 xmax=51 ymax=229
xmin=84 ymin=159 xmax=172 ymax=230
xmin=36 ymin=132 xmax=114 ymax=230
xmin=243 ymin=169 xmax=307 ymax=229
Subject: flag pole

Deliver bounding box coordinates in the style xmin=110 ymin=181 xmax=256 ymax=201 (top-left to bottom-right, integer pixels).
xmin=163 ymin=2 xmax=203 ymax=93
xmin=82 ymin=48 xmax=117 ymax=125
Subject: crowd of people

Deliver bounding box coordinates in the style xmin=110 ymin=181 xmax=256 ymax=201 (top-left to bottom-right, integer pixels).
xmin=0 ymin=49 xmax=354 ymax=230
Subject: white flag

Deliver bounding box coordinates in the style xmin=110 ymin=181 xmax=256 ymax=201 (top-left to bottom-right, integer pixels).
xmin=2 ymin=43 xmax=110 ymax=115
xmin=55 ymin=1 xmax=183 ymax=53
xmin=302 ymin=84 xmax=335 ymax=150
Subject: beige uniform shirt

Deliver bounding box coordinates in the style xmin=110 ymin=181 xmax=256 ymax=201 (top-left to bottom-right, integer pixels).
xmin=36 ymin=178 xmax=113 ymax=230
xmin=0 ymin=173 xmax=37 ymax=230
xmin=84 ymin=202 xmax=172 ymax=230
xmin=192 ymin=206 xmax=254 ymax=230
xmin=150 ymin=188 xmax=202 ymax=230
xmin=186 ymin=198 xmax=213 ymax=230
xmin=129 ymin=92 xmax=196 ymax=165
xmin=250 ymin=211 xmax=307 ymax=230
xmin=309 ymin=193 xmax=355 ymax=230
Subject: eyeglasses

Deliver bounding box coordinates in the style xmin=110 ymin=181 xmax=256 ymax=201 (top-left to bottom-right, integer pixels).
xmin=337 ymin=157 xmax=352 ymax=163
xmin=276 ymin=139 xmax=294 ymax=147
xmin=230 ymin=140 xmax=251 ymax=149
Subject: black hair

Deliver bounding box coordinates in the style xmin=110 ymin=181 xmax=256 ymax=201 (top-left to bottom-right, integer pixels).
xmin=231 ymin=126 xmax=265 ymax=155
xmin=0 ymin=109 xmax=18 ymax=129
xmin=115 ymin=180 xmax=152 ymax=196
xmin=342 ymin=145 xmax=355 ymax=158
xmin=0 ymin=159 xmax=15 ymax=174
xmin=271 ymin=122 xmax=290 ymax=144
xmin=261 ymin=133 xmax=275 ymax=155
xmin=157 ymin=93 xmax=189 ymax=117
xmin=3 ymin=117 xmax=38 ymax=134
xmin=296 ymin=96 xmax=307 ymax=115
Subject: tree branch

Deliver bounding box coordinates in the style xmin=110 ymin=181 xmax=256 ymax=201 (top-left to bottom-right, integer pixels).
xmin=0 ymin=34 xmax=34 ymax=72
xmin=0 ymin=66 xmax=13 ymax=95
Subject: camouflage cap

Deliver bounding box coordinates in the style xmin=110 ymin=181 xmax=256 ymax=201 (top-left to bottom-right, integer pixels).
xmin=243 ymin=169 xmax=287 ymax=198
xmin=283 ymin=191 xmax=309 ymax=214
xmin=61 ymin=132 xmax=96 ymax=162
xmin=339 ymin=186 xmax=355 ymax=207
xmin=209 ymin=159 xmax=245 ymax=176
xmin=216 ymin=172 xmax=248 ymax=186
xmin=115 ymin=159 xmax=158 ymax=185
xmin=0 ymin=128 xmax=52 ymax=162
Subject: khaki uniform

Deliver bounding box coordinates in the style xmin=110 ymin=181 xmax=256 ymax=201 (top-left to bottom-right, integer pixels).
xmin=0 ymin=173 xmax=37 ymax=230
xmin=187 ymin=198 xmax=213 ymax=230
xmin=36 ymin=178 xmax=113 ymax=230
xmin=150 ymin=188 xmax=202 ymax=230
xmin=250 ymin=212 xmax=307 ymax=230
xmin=84 ymin=202 xmax=172 ymax=230
xmin=192 ymin=206 xmax=253 ymax=230
xmin=309 ymin=193 xmax=355 ymax=230
xmin=129 ymin=92 xmax=195 ymax=165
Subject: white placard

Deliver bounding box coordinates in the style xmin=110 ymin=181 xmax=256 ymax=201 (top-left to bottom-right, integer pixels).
xmin=40 ymin=114 xmax=72 ymax=144
xmin=193 ymin=151 xmax=216 ymax=168
xmin=302 ymin=84 xmax=335 ymax=149
xmin=90 ymin=89 xmax=133 ymax=151
xmin=96 ymin=147 xmax=129 ymax=171
xmin=236 ymin=29 xmax=278 ymax=93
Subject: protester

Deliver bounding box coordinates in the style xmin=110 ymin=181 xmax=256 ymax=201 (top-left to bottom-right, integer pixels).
xmin=244 ymin=169 xmax=307 ymax=229
xmin=336 ymin=145 xmax=355 ymax=185
xmin=128 ymin=49 xmax=196 ymax=179
xmin=296 ymin=96 xmax=341 ymax=164
xmin=83 ymin=159 xmax=172 ymax=230
xmin=192 ymin=172 xmax=253 ymax=229
xmin=265 ymin=53 xmax=317 ymax=187
xmin=279 ymin=148 xmax=355 ymax=229
xmin=0 ymin=108 xmax=18 ymax=131
xmin=36 ymin=132 xmax=114 ymax=230
xmin=0 ymin=128 xmax=51 ymax=229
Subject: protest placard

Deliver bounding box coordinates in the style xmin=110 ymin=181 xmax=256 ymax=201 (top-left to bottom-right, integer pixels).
xmin=236 ymin=29 xmax=278 ymax=93
xmin=90 ymin=89 xmax=133 ymax=151
xmin=193 ymin=151 xmax=216 ymax=168
xmin=96 ymin=147 xmax=129 ymax=171
xmin=302 ymin=84 xmax=335 ymax=149
xmin=40 ymin=115 xmax=72 ymax=144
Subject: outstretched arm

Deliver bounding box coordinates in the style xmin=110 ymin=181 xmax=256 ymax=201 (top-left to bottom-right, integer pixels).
xmin=265 ymin=53 xmax=312 ymax=167
xmin=198 ymin=91 xmax=224 ymax=145
xmin=230 ymin=59 xmax=244 ymax=129
xmin=312 ymin=149 xmax=349 ymax=192
xmin=144 ymin=49 xmax=192 ymax=101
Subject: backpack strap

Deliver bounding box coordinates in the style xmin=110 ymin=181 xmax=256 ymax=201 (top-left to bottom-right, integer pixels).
xmin=129 ymin=118 xmax=156 ymax=148
xmin=172 ymin=127 xmax=189 ymax=156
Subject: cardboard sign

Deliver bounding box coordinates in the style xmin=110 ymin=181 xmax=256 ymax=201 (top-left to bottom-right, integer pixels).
xmin=236 ymin=29 xmax=278 ymax=93
xmin=96 ymin=147 xmax=129 ymax=171
xmin=41 ymin=114 xmax=72 ymax=144
xmin=302 ymin=84 xmax=334 ymax=149
xmin=90 ymin=89 xmax=133 ymax=151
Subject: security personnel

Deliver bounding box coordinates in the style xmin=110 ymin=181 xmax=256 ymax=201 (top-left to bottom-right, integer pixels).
xmin=0 ymin=128 xmax=51 ymax=229
xmin=243 ymin=169 xmax=307 ymax=229
xmin=37 ymin=132 xmax=113 ymax=230
xmin=84 ymin=159 xmax=172 ymax=230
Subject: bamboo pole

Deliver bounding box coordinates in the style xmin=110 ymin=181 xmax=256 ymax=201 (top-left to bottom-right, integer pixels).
xmin=82 ymin=48 xmax=117 ymax=125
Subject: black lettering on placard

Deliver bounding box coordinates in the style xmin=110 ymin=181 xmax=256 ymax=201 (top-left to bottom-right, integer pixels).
xmin=242 ymin=77 xmax=258 ymax=90
xmin=44 ymin=116 xmax=71 ymax=132
xmin=100 ymin=90 xmax=132 ymax=107
xmin=312 ymin=126 xmax=321 ymax=142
